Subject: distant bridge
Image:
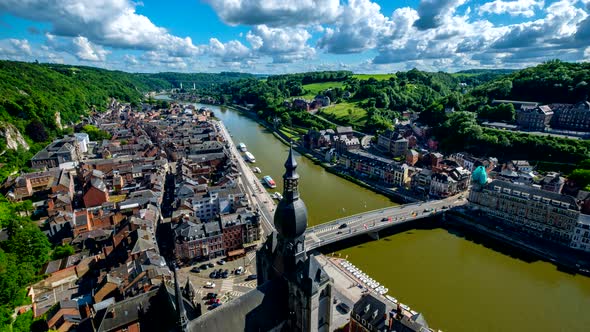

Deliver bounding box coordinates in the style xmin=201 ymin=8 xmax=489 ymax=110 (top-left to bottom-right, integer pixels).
xmin=304 ymin=195 xmax=467 ymax=251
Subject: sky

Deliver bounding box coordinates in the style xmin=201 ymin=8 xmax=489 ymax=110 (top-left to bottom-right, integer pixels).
xmin=0 ymin=0 xmax=589 ymax=74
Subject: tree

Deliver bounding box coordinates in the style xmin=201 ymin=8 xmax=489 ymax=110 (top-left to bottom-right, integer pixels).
xmin=51 ymin=244 xmax=75 ymax=260
xmin=25 ymin=119 xmax=48 ymax=142
xmin=81 ymin=125 xmax=111 ymax=141
xmin=569 ymin=169 xmax=590 ymax=189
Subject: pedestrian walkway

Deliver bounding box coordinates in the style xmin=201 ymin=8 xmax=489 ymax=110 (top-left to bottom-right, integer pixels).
xmin=246 ymin=251 xmax=256 ymax=264
xmin=220 ymin=279 xmax=233 ymax=293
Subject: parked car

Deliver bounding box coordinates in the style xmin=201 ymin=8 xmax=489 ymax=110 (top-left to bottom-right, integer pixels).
xmin=337 ymin=302 xmax=351 ymax=313
xmin=339 ymin=223 xmax=348 ymax=229
xmin=199 ymin=264 xmax=209 ymax=270
xmin=207 ymin=298 xmax=220 ymax=305
xmin=207 ymin=263 xmax=215 ymax=268
xmin=209 ymin=271 xmax=216 ymax=278
xmin=204 ymin=282 xmax=215 ymax=289
xmin=206 ymin=292 xmax=217 ymax=299
xmin=245 ymin=274 xmax=257 ymax=281
xmin=190 ymin=267 xmax=200 ymax=273
xmin=217 ymin=260 xmax=226 ymax=265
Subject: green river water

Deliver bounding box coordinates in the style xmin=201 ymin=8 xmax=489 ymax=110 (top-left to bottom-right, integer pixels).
xmin=185 ymin=101 xmax=590 ymax=331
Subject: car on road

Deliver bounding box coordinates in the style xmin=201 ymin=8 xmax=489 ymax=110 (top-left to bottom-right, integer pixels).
xmin=209 ymin=271 xmax=217 ymax=278
xmin=381 ymin=217 xmax=389 ymax=222
xmin=204 ymin=282 xmax=215 ymax=289
xmin=207 ymin=263 xmax=215 ymax=268
xmin=190 ymin=267 xmax=200 ymax=273
xmin=221 ymin=270 xmax=229 ymax=278
xmin=423 ymin=208 xmax=433 ymax=212
xmin=245 ymin=274 xmax=257 ymax=281
xmin=337 ymin=303 xmax=351 ymax=313
xmin=338 ymin=223 xmax=348 ymax=229
xmin=200 ymin=264 xmax=209 ymax=270
xmin=206 ymin=292 xmax=218 ymax=299
xmin=235 ymin=266 xmax=244 ymax=275
xmin=217 ymin=260 xmax=226 ymax=265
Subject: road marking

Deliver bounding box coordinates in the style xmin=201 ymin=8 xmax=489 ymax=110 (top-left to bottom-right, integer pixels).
xmin=220 ymin=279 xmax=233 ymax=293
xmin=236 ymin=280 xmax=257 ymax=289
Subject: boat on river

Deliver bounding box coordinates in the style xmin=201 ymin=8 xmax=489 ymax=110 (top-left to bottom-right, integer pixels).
xmin=272 ymin=192 xmax=283 ymax=200
xmin=245 ymin=151 xmax=256 ymax=163
xmin=252 ymin=167 xmax=261 ymax=173
xmin=238 ymin=142 xmax=247 ymax=152
xmin=263 ymin=175 xmax=276 ymax=188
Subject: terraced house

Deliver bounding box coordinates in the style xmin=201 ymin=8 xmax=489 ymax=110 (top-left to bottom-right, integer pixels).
xmin=469 ymin=179 xmax=582 ymax=246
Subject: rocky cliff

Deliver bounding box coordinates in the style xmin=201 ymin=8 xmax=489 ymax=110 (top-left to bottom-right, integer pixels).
xmin=0 ymin=122 xmax=30 ymax=150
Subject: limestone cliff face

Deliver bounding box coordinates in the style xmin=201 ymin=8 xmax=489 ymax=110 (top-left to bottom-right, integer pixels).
xmin=55 ymin=111 xmax=63 ymax=130
xmin=0 ymin=122 xmax=30 ymax=150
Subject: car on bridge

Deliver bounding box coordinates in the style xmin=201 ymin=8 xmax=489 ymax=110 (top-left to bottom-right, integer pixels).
xmin=339 ymin=223 xmax=348 ymax=229
xmin=381 ymin=217 xmax=389 ymax=222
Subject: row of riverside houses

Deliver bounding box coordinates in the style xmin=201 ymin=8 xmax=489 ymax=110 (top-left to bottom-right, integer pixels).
xmin=303 ymin=120 xmax=590 ymax=254
xmin=303 ymin=124 xmax=474 ymax=199
xmin=2 ymin=100 xmax=255 ymax=331
xmin=142 ymin=103 xmax=262 ymax=265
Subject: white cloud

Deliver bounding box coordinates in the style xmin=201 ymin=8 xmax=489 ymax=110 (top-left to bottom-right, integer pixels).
xmin=0 ymin=0 xmax=199 ymax=57
xmin=141 ymin=51 xmax=189 ymax=70
xmin=478 ymin=0 xmax=544 ymax=18
xmin=203 ymin=0 xmax=341 ymax=27
xmin=72 ymin=36 xmax=109 ymax=61
xmin=317 ymin=0 xmax=394 ymax=54
xmin=413 ymin=0 xmax=467 ymax=30
xmin=207 ymin=38 xmax=252 ymax=63
xmin=247 ymin=25 xmax=315 ymax=63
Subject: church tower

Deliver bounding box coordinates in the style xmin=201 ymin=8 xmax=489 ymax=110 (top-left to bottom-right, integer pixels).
xmin=273 ymin=145 xmax=309 ymax=274
xmin=257 ymin=146 xmax=333 ymax=332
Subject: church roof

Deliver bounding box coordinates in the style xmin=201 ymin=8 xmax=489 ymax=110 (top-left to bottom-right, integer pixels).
xmin=294 ymin=254 xmax=331 ymax=296
xmin=188 ymin=279 xmax=288 ymax=331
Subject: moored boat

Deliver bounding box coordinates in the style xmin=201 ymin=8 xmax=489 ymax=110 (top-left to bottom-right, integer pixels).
xmin=245 ymin=151 xmax=256 ymax=163
xmin=263 ymin=175 xmax=276 ymax=188
xmin=238 ymin=142 xmax=247 ymax=152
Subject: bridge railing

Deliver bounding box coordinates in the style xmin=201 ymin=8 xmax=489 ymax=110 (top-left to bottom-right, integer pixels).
xmin=306 ymin=200 xmax=426 ymax=233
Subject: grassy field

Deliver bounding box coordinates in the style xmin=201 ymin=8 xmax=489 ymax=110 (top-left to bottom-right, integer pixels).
xmin=299 ymin=81 xmax=345 ymax=99
xmin=318 ymin=102 xmax=367 ymax=127
xmin=352 ymin=74 xmax=396 ymax=81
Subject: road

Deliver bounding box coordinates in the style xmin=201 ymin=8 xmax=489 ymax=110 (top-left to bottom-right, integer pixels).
xmin=305 ymin=195 xmax=467 ymax=250
xmin=213 ymin=120 xmax=277 ymax=236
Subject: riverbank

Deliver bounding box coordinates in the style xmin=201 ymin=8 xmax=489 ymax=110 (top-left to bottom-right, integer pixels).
xmin=445 ymin=209 xmax=590 ymax=276
xmin=226 ymin=104 xmax=423 ymax=204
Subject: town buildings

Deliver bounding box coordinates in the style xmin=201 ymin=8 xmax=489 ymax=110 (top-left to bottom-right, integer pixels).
xmin=550 ymin=101 xmax=590 ymax=131
xmin=469 ymin=179 xmax=581 ymax=246
xmin=377 ymin=129 xmax=409 ymax=157
xmin=516 ymin=105 xmax=553 ymax=131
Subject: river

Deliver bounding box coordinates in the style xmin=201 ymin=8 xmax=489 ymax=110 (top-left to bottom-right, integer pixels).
xmin=169 ymin=99 xmax=590 ymax=331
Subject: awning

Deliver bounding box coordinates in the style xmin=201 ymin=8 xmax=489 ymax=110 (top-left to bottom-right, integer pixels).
xmin=227 ymin=249 xmax=245 ymax=257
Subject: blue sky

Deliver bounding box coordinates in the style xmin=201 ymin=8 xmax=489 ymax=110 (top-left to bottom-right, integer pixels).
xmin=0 ymin=0 xmax=589 ymax=73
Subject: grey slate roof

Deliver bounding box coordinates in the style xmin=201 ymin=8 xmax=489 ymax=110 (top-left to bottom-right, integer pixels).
xmin=487 ymin=179 xmax=578 ymax=208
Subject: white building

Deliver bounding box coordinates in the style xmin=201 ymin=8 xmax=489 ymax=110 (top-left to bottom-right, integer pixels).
xmin=570 ymin=214 xmax=590 ymax=252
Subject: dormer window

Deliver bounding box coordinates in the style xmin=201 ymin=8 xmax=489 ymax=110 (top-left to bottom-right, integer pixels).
xmin=364 ymin=304 xmax=371 ymax=313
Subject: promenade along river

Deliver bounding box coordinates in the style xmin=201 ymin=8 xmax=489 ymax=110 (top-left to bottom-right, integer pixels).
xmin=197 ymin=102 xmax=590 ymax=331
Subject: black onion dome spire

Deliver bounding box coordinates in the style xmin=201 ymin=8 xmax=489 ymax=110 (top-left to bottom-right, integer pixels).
xmin=274 ymin=145 xmax=308 ymax=239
